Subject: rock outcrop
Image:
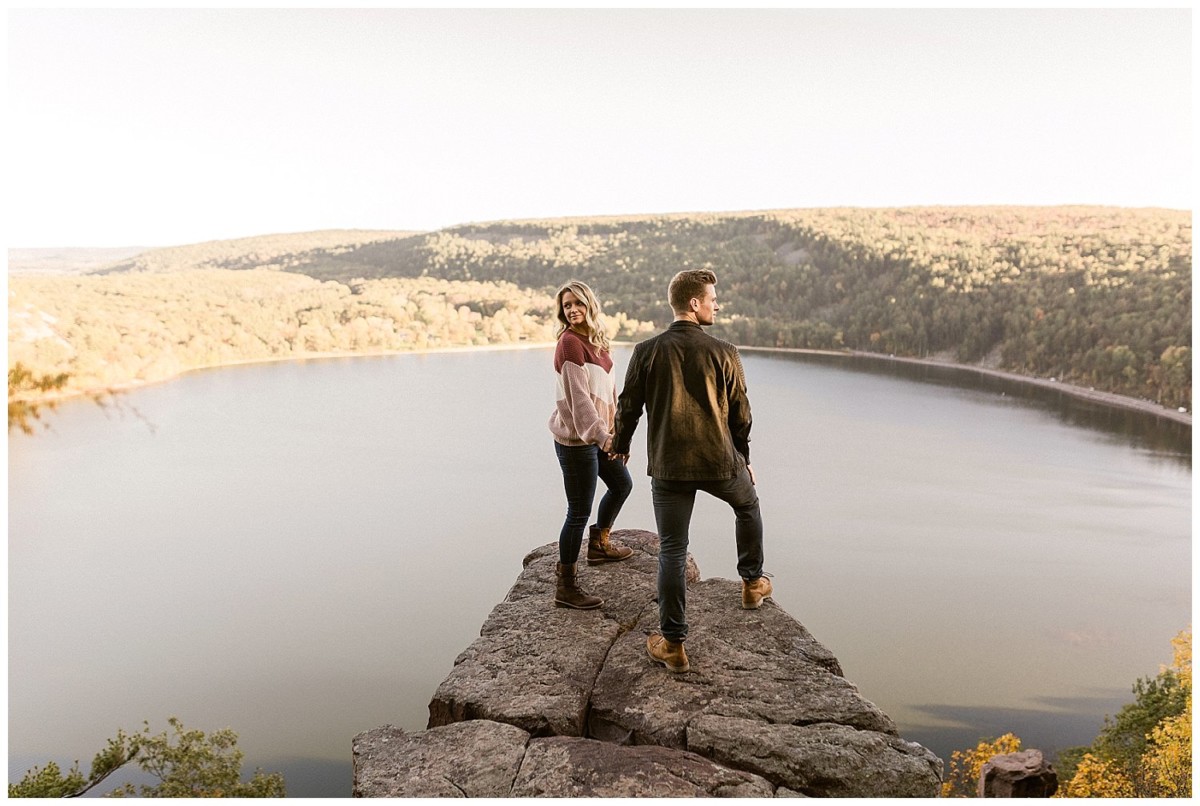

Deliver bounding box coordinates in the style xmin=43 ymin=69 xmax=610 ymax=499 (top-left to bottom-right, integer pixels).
xmin=354 ymin=529 xmax=943 ymax=797
xmin=978 ymin=750 xmax=1058 ymax=798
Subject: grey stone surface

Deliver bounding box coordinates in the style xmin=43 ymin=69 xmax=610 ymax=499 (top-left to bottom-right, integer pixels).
xmin=688 ymin=715 xmax=944 ymax=798
xmin=356 ymin=530 xmax=944 ymax=798
xmin=978 ymin=749 xmax=1058 ymax=798
xmin=517 ymin=529 xmax=701 ymax=630
xmin=510 ymin=736 xmax=776 ymax=797
xmin=427 ymin=598 xmax=621 ymax=736
xmin=588 ymin=578 xmax=895 ymax=750
xmin=351 ymin=720 xmax=529 ymax=797
xmin=774 ymin=786 xmax=810 ymax=797
xmin=427 ymin=530 xmax=695 ymax=736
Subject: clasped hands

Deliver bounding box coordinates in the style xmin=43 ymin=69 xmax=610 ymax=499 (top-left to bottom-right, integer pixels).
xmin=599 ymin=437 xmax=756 ymax=484
xmin=601 ymin=436 xmax=629 ymax=465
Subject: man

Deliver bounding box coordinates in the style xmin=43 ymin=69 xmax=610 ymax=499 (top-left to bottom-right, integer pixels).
xmin=611 ymin=268 xmax=771 ymax=674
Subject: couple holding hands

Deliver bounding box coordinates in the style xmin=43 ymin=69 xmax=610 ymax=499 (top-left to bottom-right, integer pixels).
xmin=548 ymin=269 xmax=772 ymax=674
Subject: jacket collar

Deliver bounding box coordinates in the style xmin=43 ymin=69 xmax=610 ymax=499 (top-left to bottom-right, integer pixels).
xmin=669 ymin=320 xmax=703 ymax=331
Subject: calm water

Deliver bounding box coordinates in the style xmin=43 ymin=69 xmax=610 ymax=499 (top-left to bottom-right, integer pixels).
xmin=8 ymin=347 xmax=1191 ymax=796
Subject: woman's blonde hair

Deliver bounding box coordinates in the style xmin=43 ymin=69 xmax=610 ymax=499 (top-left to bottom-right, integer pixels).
xmin=555 ymin=280 xmax=611 ymax=352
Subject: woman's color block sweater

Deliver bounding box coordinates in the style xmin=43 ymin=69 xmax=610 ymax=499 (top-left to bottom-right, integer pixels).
xmin=548 ymin=329 xmax=616 ymax=447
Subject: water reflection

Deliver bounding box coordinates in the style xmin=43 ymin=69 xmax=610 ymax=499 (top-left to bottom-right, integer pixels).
xmin=8 ymin=347 xmax=1190 ymax=796
xmin=907 ymin=692 xmax=1133 ymax=763
xmin=746 ymin=350 xmax=1191 ymax=465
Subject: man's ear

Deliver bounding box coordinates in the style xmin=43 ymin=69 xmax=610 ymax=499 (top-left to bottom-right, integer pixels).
xmin=690 ymin=297 xmax=700 ymax=311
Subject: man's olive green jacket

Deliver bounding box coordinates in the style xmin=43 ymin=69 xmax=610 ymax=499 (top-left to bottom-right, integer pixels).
xmin=613 ymin=320 xmax=752 ymax=481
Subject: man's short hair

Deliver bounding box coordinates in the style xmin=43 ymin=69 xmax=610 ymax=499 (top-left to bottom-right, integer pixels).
xmin=668 ymin=269 xmax=718 ymax=314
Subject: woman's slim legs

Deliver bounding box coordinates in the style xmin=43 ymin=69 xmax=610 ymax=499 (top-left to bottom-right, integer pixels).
xmin=555 ymin=442 xmax=598 ymax=565
xmin=594 ymin=451 xmax=633 ymax=530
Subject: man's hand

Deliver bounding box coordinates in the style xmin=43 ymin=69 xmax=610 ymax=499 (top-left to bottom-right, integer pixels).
xmin=610 ymin=453 xmax=630 ymax=465
xmin=747 ymin=464 xmax=757 ymax=485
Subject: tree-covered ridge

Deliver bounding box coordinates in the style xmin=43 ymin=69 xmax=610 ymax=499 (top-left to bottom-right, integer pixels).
xmin=8 ymin=246 xmax=149 ymax=276
xmin=293 ymin=206 xmax=1187 ymax=408
xmin=14 ymin=206 xmax=1190 ymax=408
xmin=91 ymin=228 xmax=419 ymax=276
xmin=9 ymin=270 xmax=644 ymax=399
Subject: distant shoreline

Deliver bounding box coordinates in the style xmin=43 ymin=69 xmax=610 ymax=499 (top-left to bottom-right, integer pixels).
xmin=18 ymin=340 xmax=1191 ymax=428
xmin=15 ymin=341 xmax=559 ymax=407
xmin=737 ymin=345 xmax=1192 ymax=426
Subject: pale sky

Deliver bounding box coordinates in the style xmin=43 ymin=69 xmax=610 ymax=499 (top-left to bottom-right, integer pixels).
xmin=5 ymin=8 xmax=1193 ymax=248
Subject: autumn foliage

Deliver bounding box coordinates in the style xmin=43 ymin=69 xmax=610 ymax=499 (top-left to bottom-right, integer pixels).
xmin=942 ymin=628 xmax=1191 ymax=798
xmin=941 ymin=732 xmax=1024 ymax=797
xmin=8 ymin=207 xmax=1190 ymax=412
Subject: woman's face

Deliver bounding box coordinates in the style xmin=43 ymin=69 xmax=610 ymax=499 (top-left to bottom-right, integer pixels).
xmin=561 ymin=290 xmax=588 ymax=329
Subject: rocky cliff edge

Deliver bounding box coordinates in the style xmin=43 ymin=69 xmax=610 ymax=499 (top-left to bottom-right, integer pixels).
xmin=353 ymin=529 xmax=943 ymax=797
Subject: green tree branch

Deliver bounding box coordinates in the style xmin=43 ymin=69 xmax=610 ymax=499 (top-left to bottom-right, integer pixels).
xmin=9 ymin=718 xmax=284 ymax=798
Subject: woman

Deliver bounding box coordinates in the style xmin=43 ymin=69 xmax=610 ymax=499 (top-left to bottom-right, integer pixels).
xmin=548 ymin=280 xmax=634 ymax=609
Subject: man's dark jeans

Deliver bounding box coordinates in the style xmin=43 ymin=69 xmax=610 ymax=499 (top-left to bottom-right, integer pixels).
xmin=555 ymin=442 xmax=634 ymax=565
xmin=651 ymin=466 xmax=764 ymax=643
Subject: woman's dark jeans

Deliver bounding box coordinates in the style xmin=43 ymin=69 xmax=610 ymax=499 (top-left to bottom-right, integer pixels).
xmin=554 ymin=442 xmax=634 ymax=565
xmin=651 ymin=466 xmax=764 ymax=643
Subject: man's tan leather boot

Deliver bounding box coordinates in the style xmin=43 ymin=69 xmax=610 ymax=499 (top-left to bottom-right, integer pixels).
xmin=646 ymin=633 xmax=689 ymax=673
xmin=741 ymin=575 xmax=773 ymax=609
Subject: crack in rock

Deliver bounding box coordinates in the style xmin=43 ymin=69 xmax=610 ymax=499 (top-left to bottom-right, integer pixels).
xmin=357 ymin=530 xmax=943 ymax=797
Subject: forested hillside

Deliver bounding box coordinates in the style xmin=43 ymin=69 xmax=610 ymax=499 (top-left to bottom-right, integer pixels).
xmin=185 ymin=207 xmax=1185 ymax=408
xmin=8 ymin=207 xmax=1192 ymax=409
xmin=9 ymin=271 xmax=647 ymax=398
xmin=92 ymin=229 xmax=414 ymax=276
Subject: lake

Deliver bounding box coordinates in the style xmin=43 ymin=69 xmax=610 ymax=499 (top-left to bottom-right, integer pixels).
xmin=7 ymin=346 xmax=1191 ymax=796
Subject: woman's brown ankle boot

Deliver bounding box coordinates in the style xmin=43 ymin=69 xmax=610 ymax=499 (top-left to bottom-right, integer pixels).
xmin=554 ymin=562 xmax=603 ymax=609
xmin=586 ymin=526 xmax=634 ymax=564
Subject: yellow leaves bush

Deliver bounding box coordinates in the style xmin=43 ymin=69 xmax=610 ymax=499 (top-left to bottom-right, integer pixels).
xmin=1058 ymin=753 xmax=1134 ymax=798
xmin=1058 ymin=628 xmax=1190 ymax=797
xmin=940 ymin=733 xmax=1023 ymax=797
xmin=943 ymin=628 xmax=1191 ymax=798
xmin=1138 ymin=628 xmax=1191 ymax=797
xmin=1170 ymin=627 xmax=1192 ymax=691
xmin=1141 ymin=711 xmax=1191 ymax=797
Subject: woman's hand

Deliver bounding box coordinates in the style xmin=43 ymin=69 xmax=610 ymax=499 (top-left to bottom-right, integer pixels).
xmin=601 ymin=436 xmax=614 ymax=453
